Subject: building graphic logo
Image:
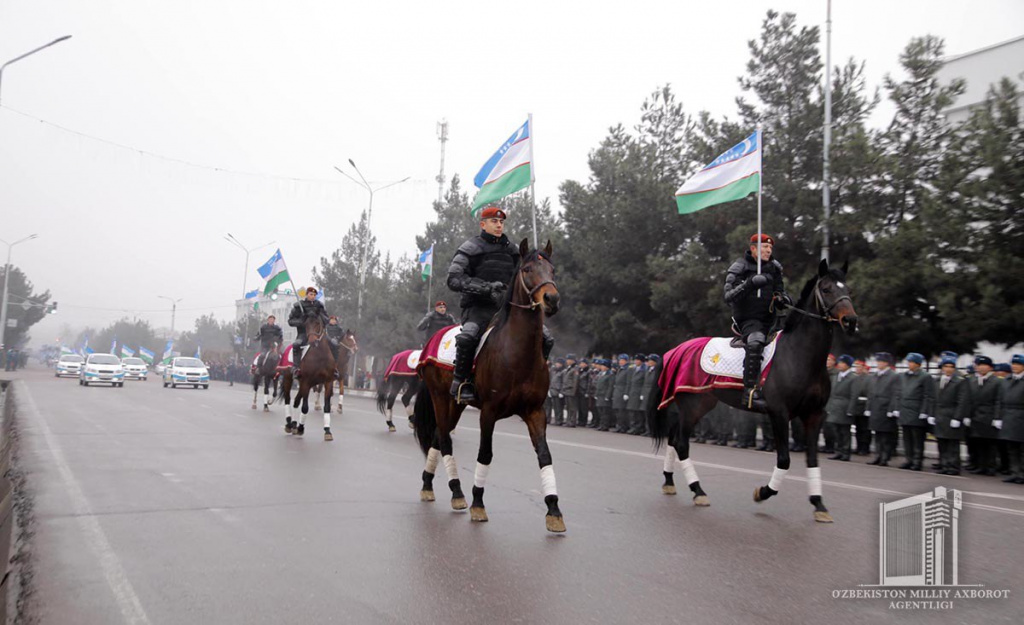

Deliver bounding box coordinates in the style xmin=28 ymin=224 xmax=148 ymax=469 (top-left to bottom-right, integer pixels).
xmin=879 ymin=486 xmax=961 ymax=586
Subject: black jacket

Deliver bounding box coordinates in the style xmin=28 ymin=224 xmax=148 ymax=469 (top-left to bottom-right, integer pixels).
xmin=326 ymin=324 xmax=345 ymax=342
xmin=288 ymin=300 xmax=328 ymax=337
xmin=447 ymin=231 xmax=520 ymax=309
xmin=417 ymin=310 xmax=457 ymax=343
xmin=724 ymin=250 xmax=788 ymax=322
xmin=254 ymin=323 xmax=283 ymax=347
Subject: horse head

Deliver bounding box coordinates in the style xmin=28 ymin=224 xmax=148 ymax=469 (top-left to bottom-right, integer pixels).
xmin=341 ymin=329 xmax=358 ymax=352
xmin=816 ymin=259 xmax=857 ymax=334
xmin=514 ymin=238 xmax=560 ymax=315
xmin=304 ymin=315 xmax=325 ymax=343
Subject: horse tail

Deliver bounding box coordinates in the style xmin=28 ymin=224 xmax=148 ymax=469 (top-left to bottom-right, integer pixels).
xmin=646 ymin=361 xmax=671 ymax=452
xmin=412 ymin=385 xmax=436 ymax=456
xmin=375 ymin=377 xmax=391 ymax=415
xmin=272 ymin=373 xmax=289 ymax=405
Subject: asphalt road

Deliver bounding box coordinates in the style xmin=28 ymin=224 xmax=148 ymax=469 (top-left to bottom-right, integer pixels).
xmin=11 ymin=366 xmax=1024 ymax=624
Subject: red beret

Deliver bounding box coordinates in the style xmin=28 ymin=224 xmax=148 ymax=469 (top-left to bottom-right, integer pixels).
xmin=750 ymin=233 xmax=775 ymax=245
xmin=435 ymin=301 xmax=446 ymax=307
xmin=480 ymin=206 xmax=507 ymax=220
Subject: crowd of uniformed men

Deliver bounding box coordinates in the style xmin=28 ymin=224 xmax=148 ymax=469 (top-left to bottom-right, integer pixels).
xmin=543 ymin=351 xmax=1024 ymax=484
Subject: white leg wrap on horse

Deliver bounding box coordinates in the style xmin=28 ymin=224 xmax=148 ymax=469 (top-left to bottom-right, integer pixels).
xmin=663 ymin=447 xmax=679 ymax=473
xmin=539 ymin=465 xmax=558 ymax=497
xmin=768 ymin=467 xmax=789 ymax=491
xmin=323 ymin=411 xmax=331 ymax=429
xmin=443 ymin=455 xmax=459 ymax=481
xmin=386 ymin=408 xmax=393 ymax=420
xmin=405 ymin=403 xmax=415 ymax=417
xmin=338 ymin=394 xmax=344 ymax=405
xmin=425 ymin=448 xmax=440 ymax=473
xmin=474 ymin=462 xmax=490 ymax=488
xmin=807 ymin=466 xmax=822 ymax=497
xmin=679 ymin=458 xmax=700 ymax=485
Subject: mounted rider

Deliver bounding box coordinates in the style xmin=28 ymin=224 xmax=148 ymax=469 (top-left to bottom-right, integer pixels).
xmin=417 ymin=300 xmax=457 ymax=346
xmin=252 ymin=314 xmax=284 ymax=366
xmin=723 ymin=233 xmax=792 ymax=412
xmin=325 ymin=315 xmax=345 ymax=378
xmin=288 ymin=286 xmax=329 ymax=377
xmin=446 ymin=206 xmax=555 ymax=403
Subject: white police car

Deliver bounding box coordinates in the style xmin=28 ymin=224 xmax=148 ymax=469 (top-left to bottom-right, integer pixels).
xmin=121 ymin=357 xmax=149 ymax=381
xmin=163 ymin=357 xmax=210 ymax=389
xmin=55 ymin=354 xmax=85 ymax=378
xmin=79 ymin=353 xmax=126 ymax=387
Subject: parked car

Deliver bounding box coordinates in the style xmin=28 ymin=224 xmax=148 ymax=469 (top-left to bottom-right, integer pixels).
xmin=163 ymin=357 xmax=210 ymax=389
xmin=79 ymin=353 xmax=125 ymax=387
xmin=55 ymin=354 xmax=85 ymax=378
xmin=121 ymin=357 xmax=148 ymax=381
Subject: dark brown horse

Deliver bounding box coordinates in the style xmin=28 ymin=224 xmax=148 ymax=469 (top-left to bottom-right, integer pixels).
xmin=275 ymin=316 xmax=343 ymax=440
xmin=251 ymin=341 xmax=280 ymax=411
xmin=413 ymin=239 xmax=563 ymax=532
xmin=377 ymin=372 xmax=421 ymax=431
xmin=333 ymin=328 xmax=358 ymax=415
xmin=648 ymin=259 xmax=858 ymax=523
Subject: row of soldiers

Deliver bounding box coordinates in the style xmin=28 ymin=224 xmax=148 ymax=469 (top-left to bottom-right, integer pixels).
xmin=545 ymin=353 xmax=661 ymax=435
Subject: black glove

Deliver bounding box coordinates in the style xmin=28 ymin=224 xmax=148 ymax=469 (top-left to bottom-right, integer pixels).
xmin=750 ymin=274 xmax=770 ymax=288
xmin=774 ymin=292 xmax=793 ymax=307
xmin=489 ymin=282 xmax=507 ymax=304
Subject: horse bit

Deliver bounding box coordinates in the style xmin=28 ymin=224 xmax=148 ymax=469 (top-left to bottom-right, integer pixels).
xmin=507 ymin=267 xmax=556 ymax=311
xmin=778 ymin=281 xmax=850 ymax=324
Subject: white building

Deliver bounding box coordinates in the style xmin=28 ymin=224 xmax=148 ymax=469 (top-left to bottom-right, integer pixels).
xmin=938 ymin=35 xmax=1024 ymax=124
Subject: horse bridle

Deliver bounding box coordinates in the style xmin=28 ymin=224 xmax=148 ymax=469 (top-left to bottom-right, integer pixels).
xmin=338 ymin=333 xmax=358 ymax=353
xmin=507 ymin=265 xmax=557 ymax=311
xmin=781 ymin=280 xmax=851 ymax=324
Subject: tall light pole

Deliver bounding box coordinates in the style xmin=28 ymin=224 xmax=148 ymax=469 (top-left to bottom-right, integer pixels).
xmin=224 ymin=234 xmax=274 ymax=348
xmin=0 ymin=234 xmax=39 ymax=349
xmin=0 ymin=35 xmax=72 ymax=105
xmin=334 ymin=161 xmax=409 ymax=327
xmin=156 ymin=295 xmax=182 ymax=341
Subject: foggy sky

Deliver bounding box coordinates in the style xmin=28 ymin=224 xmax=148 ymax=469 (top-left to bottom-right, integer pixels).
xmin=1 ymin=0 xmax=1021 ymax=346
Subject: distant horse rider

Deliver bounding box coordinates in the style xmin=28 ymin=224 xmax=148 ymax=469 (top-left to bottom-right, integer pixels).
xmin=252 ymin=314 xmax=283 ymax=368
xmin=417 ymin=300 xmax=457 ymax=346
xmin=723 ymin=233 xmax=792 ymax=411
xmin=447 ymin=206 xmax=555 ymax=403
xmin=288 ymin=286 xmax=329 ymax=377
xmin=326 ymin=315 xmax=344 ymax=379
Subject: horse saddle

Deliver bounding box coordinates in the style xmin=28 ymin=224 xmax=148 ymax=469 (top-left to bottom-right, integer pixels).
xmin=729 ymin=320 xmax=780 ymax=348
xmin=433 ymin=326 xmax=494 ymax=368
xmin=701 ymin=333 xmax=781 ymax=379
xmin=278 ymin=345 xmax=300 ymax=368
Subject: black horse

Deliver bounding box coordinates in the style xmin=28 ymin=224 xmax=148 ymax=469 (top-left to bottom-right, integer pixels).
xmin=648 ymin=259 xmax=858 ymax=523
xmin=251 ymin=342 xmax=280 ymax=412
xmin=376 ymin=376 xmax=421 ymax=432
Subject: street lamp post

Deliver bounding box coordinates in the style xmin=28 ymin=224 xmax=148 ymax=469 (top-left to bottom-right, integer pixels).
xmin=0 ymin=35 xmax=73 ymax=105
xmin=156 ymin=295 xmax=182 ymax=341
xmin=334 ymin=160 xmax=409 ymax=327
xmin=224 ymin=234 xmax=274 ymax=348
xmin=0 ymin=235 xmax=39 ymax=349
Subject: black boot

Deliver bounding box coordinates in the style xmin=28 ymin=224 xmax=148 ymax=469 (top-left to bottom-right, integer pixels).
xmin=450 ymin=336 xmax=478 ymax=404
xmin=742 ymin=345 xmax=768 ymax=412
xmin=291 ymin=345 xmax=303 ymax=378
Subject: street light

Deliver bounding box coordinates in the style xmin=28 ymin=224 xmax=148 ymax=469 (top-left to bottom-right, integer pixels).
xmin=0 ymin=234 xmax=39 ymax=349
xmin=156 ymin=295 xmax=182 ymax=341
xmin=334 ymin=160 xmax=409 ymax=327
xmin=0 ymin=35 xmax=73 ymax=105
xmin=224 ymin=234 xmax=274 ymax=348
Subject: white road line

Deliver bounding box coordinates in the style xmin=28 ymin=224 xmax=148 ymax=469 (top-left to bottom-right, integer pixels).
xmin=456 ymin=424 xmax=1024 ymax=518
xmin=16 ymin=381 xmax=152 ymax=625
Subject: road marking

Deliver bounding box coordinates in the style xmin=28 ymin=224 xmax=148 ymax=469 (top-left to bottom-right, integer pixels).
xmin=16 ymin=381 xmax=152 ymax=625
xmin=455 ymin=424 xmax=1024 ymax=518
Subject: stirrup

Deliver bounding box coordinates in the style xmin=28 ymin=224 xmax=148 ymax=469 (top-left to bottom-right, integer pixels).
xmin=745 ymin=387 xmax=767 ymax=412
xmin=451 ymin=379 xmax=477 ymax=404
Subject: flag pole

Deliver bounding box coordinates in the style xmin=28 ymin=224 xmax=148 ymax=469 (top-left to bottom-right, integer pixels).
xmin=279 ymin=252 xmax=302 ymax=302
xmin=427 ymin=244 xmax=433 ymax=313
xmin=529 ymin=112 xmax=538 ymax=249
xmin=756 ymin=124 xmax=763 ymax=297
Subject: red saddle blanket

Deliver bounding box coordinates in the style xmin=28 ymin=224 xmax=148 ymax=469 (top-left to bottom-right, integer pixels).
xmin=657 ymin=336 xmax=777 ymax=410
xmin=277 ymin=345 xmax=294 ymax=368
xmin=384 ymin=349 xmax=421 ymax=379
xmin=417 ymin=325 xmax=460 ymax=372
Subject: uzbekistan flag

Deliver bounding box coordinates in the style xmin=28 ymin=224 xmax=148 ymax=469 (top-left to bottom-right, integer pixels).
xmin=195 ymin=345 xmax=202 ymax=359
xmin=139 ymin=347 xmax=155 ymax=364
xmin=60 ymin=345 xmax=74 ymax=355
xmin=121 ymin=345 xmax=135 ymax=358
xmin=418 ymin=245 xmax=433 ymax=281
xmin=161 ymin=340 xmax=174 ymax=363
xmin=675 ymin=131 xmax=760 ymax=214
xmin=471 ymin=119 xmax=532 ymax=212
xmin=257 ymin=249 xmax=291 ymax=295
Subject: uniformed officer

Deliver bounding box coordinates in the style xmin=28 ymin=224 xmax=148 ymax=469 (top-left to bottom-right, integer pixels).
xmin=586 ymin=361 xmax=600 ymax=428
xmin=896 ymin=352 xmax=935 ymax=471
xmin=549 ymin=358 xmax=566 ymax=425
xmin=613 ymin=354 xmax=631 ymax=433
xmin=626 ymin=354 xmax=647 ymax=435
xmin=826 ymin=355 xmax=858 ymax=461
xmin=288 ymin=286 xmax=329 ymax=376
xmin=867 ymin=353 xmax=900 ymax=466
xmin=639 ymin=354 xmax=661 ymax=436
xmin=594 ymin=359 xmax=615 ymax=431
xmin=417 ymin=301 xmax=457 ymax=346
xmin=253 ymin=315 xmax=284 ymax=353
xmin=852 ymin=358 xmax=872 ymax=455
xmin=822 ymin=354 xmax=838 ymax=454
xmin=997 ymin=355 xmax=1024 ymax=484
xmin=562 ymin=354 xmax=580 ymax=428
xmin=325 ymin=315 xmax=345 ymax=377
xmin=967 ymin=355 xmax=1002 ymax=476
xmin=446 ymin=206 xmax=555 ymax=403
xmin=575 ymin=358 xmax=592 ymax=427
xmin=933 ymin=353 xmax=969 ymax=475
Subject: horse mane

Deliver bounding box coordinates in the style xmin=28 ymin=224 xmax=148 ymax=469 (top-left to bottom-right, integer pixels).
xmin=783 ymin=267 xmax=847 ymax=332
xmin=491 ymin=249 xmax=551 ymax=333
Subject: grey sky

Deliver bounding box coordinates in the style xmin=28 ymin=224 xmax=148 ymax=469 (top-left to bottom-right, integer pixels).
xmin=2 ymin=0 xmax=1021 ymax=346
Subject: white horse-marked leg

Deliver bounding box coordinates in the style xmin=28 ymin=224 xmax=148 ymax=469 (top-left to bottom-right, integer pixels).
xmin=470 ymin=462 xmax=490 ymax=522
xmin=662 ymin=446 xmax=679 ymax=495
xmin=444 ymin=454 xmax=467 ymax=510
xmin=755 ymin=466 xmax=789 ymax=503
xmin=807 ymin=466 xmax=832 ymax=522
xmin=323 ymin=403 xmax=333 ymax=441
xmin=420 ymin=448 xmax=440 ymax=501
xmin=336 ymin=392 xmax=344 ymax=414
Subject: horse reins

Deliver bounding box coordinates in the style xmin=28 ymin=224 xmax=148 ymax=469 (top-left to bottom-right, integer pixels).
xmin=779 ymin=282 xmax=850 ymax=324
xmin=507 ymin=269 xmax=556 ymax=311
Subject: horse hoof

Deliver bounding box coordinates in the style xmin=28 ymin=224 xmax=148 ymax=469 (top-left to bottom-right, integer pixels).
xmin=470 ymin=507 xmax=488 ymax=522
xmin=451 ymin=497 xmax=468 ymax=511
xmin=545 ymin=514 xmax=567 ymax=533
xmin=693 ymin=495 xmax=711 ymax=507
xmin=662 ymin=484 xmax=677 ymax=496
xmin=251 ymin=404 xmax=257 ymax=410
xmin=408 ymin=419 xmax=415 ymax=430
xmin=296 ymin=425 xmax=305 ymax=436
xmin=324 ymin=432 xmax=334 ymax=441
xmin=420 ymin=490 xmax=435 ymax=502
xmin=753 ymin=487 xmax=763 ymax=503
xmin=284 ymin=423 xmax=293 ymax=434
xmin=263 ymin=406 xmax=270 ymax=413
xmin=814 ymin=511 xmax=834 ymax=523
xmin=388 ymin=425 xmax=396 ymax=433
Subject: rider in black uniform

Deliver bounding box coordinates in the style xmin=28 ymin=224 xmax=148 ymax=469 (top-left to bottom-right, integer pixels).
xmin=723 ymin=234 xmax=791 ymax=412
xmin=288 ymin=286 xmax=329 ymax=377
xmin=446 ymin=206 xmax=554 ymax=403
xmin=252 ymin=314 xmax=284 ymax=369
xmin=417 ymin=301 xmax=457 ymax=346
